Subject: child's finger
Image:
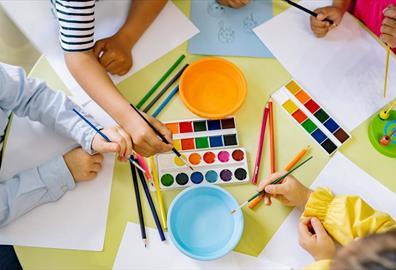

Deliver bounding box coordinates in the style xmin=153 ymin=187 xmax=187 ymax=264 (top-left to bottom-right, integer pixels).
xmin=92 ymin=153 xmax=104 ymax=164
xmin=264 ymin=182 xmax=288 ymax=195
xmin=264 ymin=194 xmax=272 ymax=206
xmin=116 ymin=127 xmax=133 ymax=158
xmin=298 ymin=218 xmax=313 ymax=239
xmin=381 ymin=25 xmax=395 ymax=36
xmin=310 ymin=217 xmax=327 ymax=238
xmin=383 ymin=17 xmax=396 ymax=28
xmin=381 ymin=33 xmax=396 ymax=47
xmin=90 ymin=163 xmax=102 ymax=172
xmin=98 ymin=52 xmax=115 ymax=69
xmin=99 ymin=142 xmax=120 ymax=154
xmin=257 ymin=171 xmax=286 ymax=192
xmin=93 ymin=40 xmax=106 ymax=59
xmin=384 ymin=6 xmax=396 ymax=19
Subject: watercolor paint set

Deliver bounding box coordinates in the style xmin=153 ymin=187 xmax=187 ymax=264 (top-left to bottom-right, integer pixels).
xmin=272 ymin=80 xmax=351 ymax=155
xmin=155 ymin=147 xmax=249 ymax=189
xmin=164 ymin=117 xmax=238 ymax=151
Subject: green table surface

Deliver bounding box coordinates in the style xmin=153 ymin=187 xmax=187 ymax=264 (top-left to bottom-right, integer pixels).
xmin=15 ymin=1 xmax=396 ymax=269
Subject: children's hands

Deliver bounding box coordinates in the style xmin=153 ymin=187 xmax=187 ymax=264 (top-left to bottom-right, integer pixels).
xmin=123 ymin=110 xmax=173 ymax=157
xmin=91 ymin=127 xmax=133 ymax=162
xmin=93 ymin=33 xmax=133 ymax=76
xmin=298 ymin=217 xmax=336 ymax=261
xmin=217 ymin=0 xmax=250 ymax=9
xmin=63 ymin=147 xmax=104 ymax=181
xmin=381 ymin=4 xmax=396 ymax=48
xmin=310 ymin=6 xmax=345 ymax=38
xmin=257 ymin=172 xmax=312 ymax=209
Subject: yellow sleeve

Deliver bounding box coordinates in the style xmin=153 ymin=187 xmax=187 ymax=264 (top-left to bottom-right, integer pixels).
xmin=304 ymin=259 xmax=331 ymax=270
xmin=302 ymin=188 xmax=396 ymax=246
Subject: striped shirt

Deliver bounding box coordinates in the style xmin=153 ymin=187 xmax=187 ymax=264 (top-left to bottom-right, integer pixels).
xmin=54 ymin=0 xmax=96 ymax=52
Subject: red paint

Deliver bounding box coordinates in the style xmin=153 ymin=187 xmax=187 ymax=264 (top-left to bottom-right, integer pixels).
xmin=232 ymin=149 xmax=244 ymax=161
xmin=304 ymin=99 xmax=320 ymax=114
xmin=292 ymin=109 xmax=308 ymax=124
xmin=181 ymin=138 xmax=195 ymax=150
xmin=179 ymin=121 xmax=193 ymax=133
xmin=203 ymin=151 xmax=216 ymax=164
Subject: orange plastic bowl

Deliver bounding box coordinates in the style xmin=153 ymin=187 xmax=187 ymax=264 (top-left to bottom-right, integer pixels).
xmin=180 ymin=58 xmax=247 ymax=119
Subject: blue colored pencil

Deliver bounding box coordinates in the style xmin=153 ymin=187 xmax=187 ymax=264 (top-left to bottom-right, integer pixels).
xmin=152 ymin=85 xmax=179 ymax=117
xmin=72 ymin=108 xmax=145 ymax=173
xmin=132 ymin=157 xmax=166 ymax=241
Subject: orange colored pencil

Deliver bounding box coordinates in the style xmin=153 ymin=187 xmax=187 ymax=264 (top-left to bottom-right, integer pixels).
xmin=248 ymin=145 xmax=310 ymax=209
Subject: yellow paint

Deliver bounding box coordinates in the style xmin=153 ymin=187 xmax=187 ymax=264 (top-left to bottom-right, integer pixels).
xmin=282 ymin=99 xmax=299 ymax=114
xmin=174 ymin=155 xmax=186 ymax=166
xmin=173 ymin=139 xmax=182 ymax=151
xmin=285 ymin=80 xmax=301 ymax=94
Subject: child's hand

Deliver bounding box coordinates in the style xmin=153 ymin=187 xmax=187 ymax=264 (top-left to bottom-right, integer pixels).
xmin=310 ymin=6 xmax=345 ymax=38
xmin=257 ymin=172 xmax=312 ymax=209
xmin=381 ymin=4 xmax=396 ymax=48
xmin=217 ymin=0 xmax=250 ymax=9
xmin=63 ymin=147 xmax=104 ymax=181
xmin=93 ymin=33 xmax=133 ymax=76
xmin=298 ymin=217 xmax=336 ymax=261
xmin=91 ymin=127 xmax=133 ymax=162
xmin=123 ymin=110 xmax=173 ymax=157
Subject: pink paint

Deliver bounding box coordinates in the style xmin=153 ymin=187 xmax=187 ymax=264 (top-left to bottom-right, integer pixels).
xmin=217 ymin=151 xmax=230 ymax=163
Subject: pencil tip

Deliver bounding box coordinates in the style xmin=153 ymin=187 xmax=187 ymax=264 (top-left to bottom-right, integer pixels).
xmin=230 ymin=209 xmax=236 ymax=215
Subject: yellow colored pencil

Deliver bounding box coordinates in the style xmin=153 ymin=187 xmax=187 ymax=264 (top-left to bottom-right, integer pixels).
xmin=150 ymin=157 xmax=167 ymax=230
xmin=384 ymin=46 xmax=390 ymax=98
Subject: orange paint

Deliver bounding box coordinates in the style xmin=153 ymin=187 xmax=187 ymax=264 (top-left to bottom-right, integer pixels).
xmin=166 ymin=123 xmax=179 ymax=134
xmin=292 ymin=109 xmax=307 ymax=124
xmin=188 ymin=153 xmax=202 ymax=165
xmin=181 ymin=138 xmax=195 ymax=150
xmin=295 ymin=90 xmax=311 ymax=104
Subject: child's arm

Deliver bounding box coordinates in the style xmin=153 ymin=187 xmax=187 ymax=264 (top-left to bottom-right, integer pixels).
xmin=93 ymin=0 xmax=167 ymax=75
xmin=216 ymin=0 xmax=250 ymax=9
xmin=303 ymin=188 xmax=396 ymax=246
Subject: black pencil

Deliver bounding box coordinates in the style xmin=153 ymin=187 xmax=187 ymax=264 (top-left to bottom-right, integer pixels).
xmin=283 ymin=0 xmax=334 ymax=24
xmin=133 ymin=157 xmax=166 ymax=241
xmin=130 ymin=104 xmax=194 ymax=170
xmin=143 ymin=64 xmax=189 ymax=113
xmin=129 ymin=161 xmax=147 ymax=247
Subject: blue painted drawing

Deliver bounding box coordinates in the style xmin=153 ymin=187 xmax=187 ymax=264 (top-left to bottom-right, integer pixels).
xmin=189 ymin=0 xmax=273 ymax=58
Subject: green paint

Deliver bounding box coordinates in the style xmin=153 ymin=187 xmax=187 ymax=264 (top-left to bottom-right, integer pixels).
xmin=302 ymin=119 xmax=317 ymax=133
xmin=314 ymin=109 xmax=330 ymax=123
xmin=193 ymin=121 xmax=207 ymax=132
xmin=195 ymin=137 xmax=209 ymax=149
xmin=160 ymin=174 xmax=174 ymax=187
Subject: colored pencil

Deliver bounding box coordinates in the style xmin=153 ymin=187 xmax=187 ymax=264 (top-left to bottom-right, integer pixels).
xmin=282 ymin=0 xmax=334 ymax=24
xmin=130 ymin=104 xmax=194 ymax=170
xmin=150 ymin=156 xmax=167 ymax=229
xmin=248 ymin=145 xmax=311 ymax=209
xmin=143 ymin=64 xmax=189 ymax=113
xmin=252 ymin=102 xmax=270 ymax=185
xmin=152 ymin=85 xmax=179 ymax=117
xmin=136 ymin=154 xmax=152 ymax=181
xmin=72 ymin=108 xmax=146 ymax=173
xmin=129 ymin=162 xmax=147 ymax=247
xmin=137 ymin=54 xmax=185 ymax=109
xmin=384 ymin=46 xmax=390 ymax=98
xmin=133 ymin=158 xmax=166 ymax=241
xmin=232 ymin=156 xmax=313 ymax=214
xmin=269 ymin=99 xmax=276 ymax=174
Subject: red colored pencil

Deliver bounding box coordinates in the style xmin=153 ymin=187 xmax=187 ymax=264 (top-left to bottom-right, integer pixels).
xmin=252 ymin=102 xmax=270 ymax=184
xmin=269 ymin=98 xmax=276 ymax=174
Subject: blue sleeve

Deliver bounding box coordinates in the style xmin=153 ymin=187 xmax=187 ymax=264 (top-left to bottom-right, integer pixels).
xmin=0 ymin=155 xmax=75 ymax=227
xmin=0 ymin=63 xmax=100 ymax=154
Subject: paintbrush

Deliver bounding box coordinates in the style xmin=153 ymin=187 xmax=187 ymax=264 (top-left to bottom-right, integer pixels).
xmin=282 ymin=0 xmax=334 ymax=24
xmin=231 ymin=156 xmax=313 ymax=214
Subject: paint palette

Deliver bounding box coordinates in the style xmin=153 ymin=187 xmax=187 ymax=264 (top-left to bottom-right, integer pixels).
xmin=165 ymin=117 xmax=238 ymax=151
xmin=272 ymin=80 xmax=351 ymax=155
xmin=155 ymin=148 xmax=249 ymax=189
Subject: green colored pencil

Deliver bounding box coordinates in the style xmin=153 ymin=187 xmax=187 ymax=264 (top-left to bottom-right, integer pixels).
xmin=136 ymin=54 xmax=185 ymax=109
xmin=231 ymin=156 xmax=313 ymax=214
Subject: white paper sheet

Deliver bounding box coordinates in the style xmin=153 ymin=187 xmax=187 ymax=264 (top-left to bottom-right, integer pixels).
xmin=0 ymin=98 xmax=116 ymax=251
xmin=113 ymin=222 xmax=290 ymax=270
xmin=1 ymin=1 xmax=199 ymax=103
xmin=259 ymin=152 xmax=396 ymax=269
xmin=253 ymin=0 xmax=396 ymax=131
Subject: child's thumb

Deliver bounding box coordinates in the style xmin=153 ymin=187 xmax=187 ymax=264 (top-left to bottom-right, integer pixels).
xmin=310 ymin=217 xmax=327 ymax=237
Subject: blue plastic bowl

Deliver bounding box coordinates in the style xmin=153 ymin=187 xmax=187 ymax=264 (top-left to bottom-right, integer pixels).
xmin=167 ymin=185 xmax=244 ymax=261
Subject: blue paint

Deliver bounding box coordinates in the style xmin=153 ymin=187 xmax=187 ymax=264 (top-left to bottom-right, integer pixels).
xmin=311 ymin=128 xmax=327 ymax=144
xmin=191 ymin=172 xmax=204 ymax=184
xmin=209 ymin=135 xmax=223 ymax=147
xmin=167 ymin=185 xmax=244 ymax=260
xmin=324 ymin=118 xmax=340 ymax=133
xmin=207 ymin=120 xmax=221 ymax=130
xmin=205 ymin=170 xmax=218 ymax=183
